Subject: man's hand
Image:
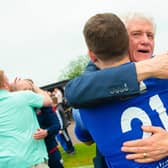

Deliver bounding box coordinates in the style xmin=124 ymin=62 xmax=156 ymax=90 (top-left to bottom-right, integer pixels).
xmin=121 ymin=126 xmax=168 ymax=163
xmin=33 ymin=128 xmax=48 ymax=140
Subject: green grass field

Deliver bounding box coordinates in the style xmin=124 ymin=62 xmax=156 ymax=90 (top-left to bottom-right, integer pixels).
xmin=60 ymin=143 xmax=96 ymax=168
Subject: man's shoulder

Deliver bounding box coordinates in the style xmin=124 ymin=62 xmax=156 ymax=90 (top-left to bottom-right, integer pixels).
xmin=144 ymin=78 xmax=168 ymax=89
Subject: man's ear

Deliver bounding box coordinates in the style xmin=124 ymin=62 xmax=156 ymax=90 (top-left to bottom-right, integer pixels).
xmin=88 ymin=50 xmax=97 ymax=63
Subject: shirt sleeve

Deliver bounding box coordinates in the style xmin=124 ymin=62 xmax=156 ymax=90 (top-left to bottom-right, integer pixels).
xmin=65 ymin=62 xmax=140 ymax=108
xmin=72 ymin=108 xmax=93 ymax=142
xmin=41 ymin=107 xmax=60 ymax=137
xmin=21 ymin=90 xmax=44 ymax=108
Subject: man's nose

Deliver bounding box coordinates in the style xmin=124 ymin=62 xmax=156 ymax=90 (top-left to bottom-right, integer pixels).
xmin=140 ymin=34 xmax=150 ymax=44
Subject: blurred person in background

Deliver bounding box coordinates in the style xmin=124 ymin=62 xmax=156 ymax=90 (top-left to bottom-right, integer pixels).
xmin=0 ymin=70 xmax=52 ymax=168
xmin=53 ymin=87 xmax=75 ymax=154
xmin=11 ymin=78 xmax=64 ymax=168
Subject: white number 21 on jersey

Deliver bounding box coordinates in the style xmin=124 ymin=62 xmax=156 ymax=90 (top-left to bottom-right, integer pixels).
xmin=121 ymin=94 xmax=168 ymax=138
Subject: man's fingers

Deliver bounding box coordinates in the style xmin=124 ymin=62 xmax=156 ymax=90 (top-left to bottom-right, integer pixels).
xmin=33 ymin=134 xmax=42 ymax=139
xmin=141 ymin=125 xmax=165 ymax=134
xmin=14 ymin=77 xmax=21 ymax=83
xmin=126 ymin=153 xmax=147 ymax=160
xmin=122 ymin=139 xmax=147 ymax=147
xmin=126 ymin=153 xmax=155 ymax=163
xmin=134 ymin=158 xmax=155 ymax=163
xmin=123 ymin=126 xmax=166 ymax=147
xmin=121 ymin=146 xmax=149 ymax=153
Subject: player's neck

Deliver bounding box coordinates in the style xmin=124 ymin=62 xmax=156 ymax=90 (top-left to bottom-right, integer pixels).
xmin=99 ymin=55 xmax=130 ymax=69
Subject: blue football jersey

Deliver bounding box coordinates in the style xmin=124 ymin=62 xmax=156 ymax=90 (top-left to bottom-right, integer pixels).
xmin=80 ymin=78 xmax=168 ymax=168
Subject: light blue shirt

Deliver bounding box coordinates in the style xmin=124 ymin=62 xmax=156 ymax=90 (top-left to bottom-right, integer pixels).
xmin=0 ymin=90 xmax=48 ymax=168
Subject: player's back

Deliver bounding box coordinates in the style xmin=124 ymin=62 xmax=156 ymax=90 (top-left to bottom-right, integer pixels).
xmin=80 ymin=78 xmax=168 ymax=168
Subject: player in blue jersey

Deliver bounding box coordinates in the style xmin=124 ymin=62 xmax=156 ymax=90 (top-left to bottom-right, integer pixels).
xmin=65 ymin=12 xmax=168 ymax=164
xmin=76 ymin=13 xmax=168 ymax=167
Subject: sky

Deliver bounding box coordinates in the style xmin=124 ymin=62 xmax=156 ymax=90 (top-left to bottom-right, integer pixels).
xmin=0 ymin=0 xmax=168 ymax=86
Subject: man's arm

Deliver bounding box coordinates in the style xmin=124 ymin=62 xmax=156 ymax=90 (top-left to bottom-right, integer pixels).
xmin=72 ymin=108 xmax=94 ymax=145
xmin=33 ymin=85 xmax=52 ymax=106
xmin=65 ymin=62 xmax=139 ymax=108
xmin=65 ymin=53 xmax=168 ymax=108
xmin=135 ymin=52 xmax=168 ymax=81
xmin=43 ymin=107 xmax=61 ymax=136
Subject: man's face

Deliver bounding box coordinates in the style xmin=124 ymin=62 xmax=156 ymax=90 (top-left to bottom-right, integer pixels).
xmin=127 ymin=18 xmax=155 ymax=62
xmin=11 ymin=79 xmax=33 ymax=91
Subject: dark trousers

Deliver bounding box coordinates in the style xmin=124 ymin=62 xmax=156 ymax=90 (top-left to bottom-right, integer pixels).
xmin=48 ymin=149 xmax=64 ymax=168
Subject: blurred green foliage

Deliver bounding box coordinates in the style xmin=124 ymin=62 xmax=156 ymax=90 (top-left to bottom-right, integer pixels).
xmin=58 ymin=55 xmax=89 ymax=80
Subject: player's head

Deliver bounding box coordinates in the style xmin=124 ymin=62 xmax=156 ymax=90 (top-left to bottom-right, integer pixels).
xmin=83 ymin=13 xmax=129 ymax=66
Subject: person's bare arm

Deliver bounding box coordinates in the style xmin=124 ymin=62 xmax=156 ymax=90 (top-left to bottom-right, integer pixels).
xmin=33 ymin=85 xmax=52 ymax=106
xmin=121 ymin=126 xmax=168 ymax=163
xmin=136 ymin=52 xmax=168 ymax=81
